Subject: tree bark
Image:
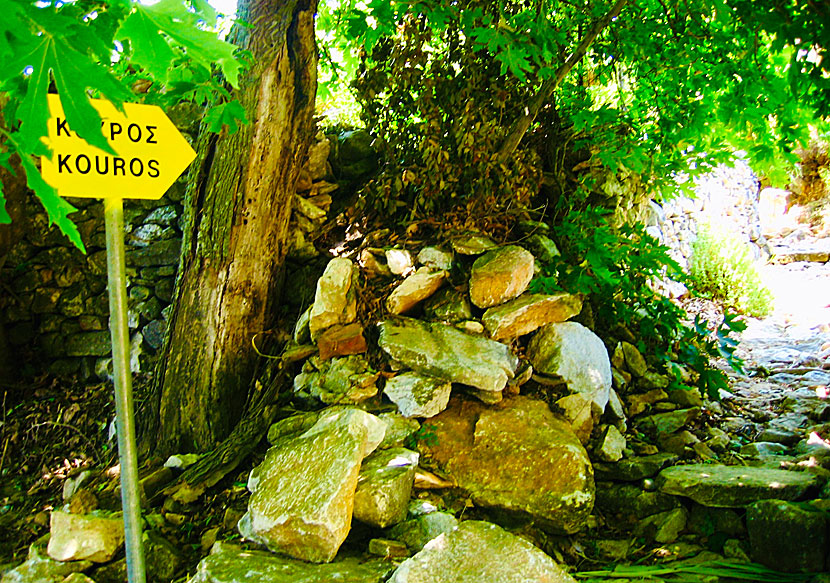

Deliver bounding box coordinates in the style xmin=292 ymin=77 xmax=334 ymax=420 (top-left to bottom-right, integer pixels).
xmin=144 ymin=0 xmax=317 ymax=454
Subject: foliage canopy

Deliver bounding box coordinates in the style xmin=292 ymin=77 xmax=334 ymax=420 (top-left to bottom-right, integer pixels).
xmin=318 ymin=0 xmax=829 ymax=224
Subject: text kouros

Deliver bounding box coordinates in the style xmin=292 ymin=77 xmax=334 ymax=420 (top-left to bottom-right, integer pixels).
xmin=55 ymin=118 xmax=161 ymax=178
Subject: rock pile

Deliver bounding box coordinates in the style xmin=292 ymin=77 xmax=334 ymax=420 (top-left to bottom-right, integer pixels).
xmin=192 ymin=235 xmax=600 ymax=578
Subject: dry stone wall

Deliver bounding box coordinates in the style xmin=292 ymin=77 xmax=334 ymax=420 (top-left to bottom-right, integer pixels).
xmin=0 ymin=121 xmax=375 ymax=381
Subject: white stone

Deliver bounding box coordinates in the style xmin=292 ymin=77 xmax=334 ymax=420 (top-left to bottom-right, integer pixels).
xmin=528 ymin=322 xmax=612 ymax=413
xmin=309 ymin=258 xmax=357 ymax=341
xmin=384 ymin=372 xmax=452 ymax=418
xmin=47 ymin=510 xmax=124 ymax=563
xmin=386 ymin=270 xmax=447 ymax=315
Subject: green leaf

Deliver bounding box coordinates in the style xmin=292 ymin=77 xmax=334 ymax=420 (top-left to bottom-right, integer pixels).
xmin=0 ymin=185 xmax=9 ymax=224
xmin=18 ymin=153 xmax=84 ymax=252
xmin=9 ymin=35 xmax=131 ymax=155
xmin=122 ymin=0 xmax=242 ymax=88
xmin=203 ymin=100 xmax=249 ymax=134
xmin=117 ymin=9 xmax=178 ymax=82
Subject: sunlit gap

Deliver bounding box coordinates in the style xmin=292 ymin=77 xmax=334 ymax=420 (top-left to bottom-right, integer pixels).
xmin=140 ymin=0 xmax=238 ymax=38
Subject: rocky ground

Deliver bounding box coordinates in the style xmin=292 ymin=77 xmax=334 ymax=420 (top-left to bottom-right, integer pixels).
xmin=2 ymin=216 xmax=830 ymax=583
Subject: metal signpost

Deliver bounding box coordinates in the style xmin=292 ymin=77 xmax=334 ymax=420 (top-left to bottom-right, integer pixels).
xmin=42 ymin=94 xmax=197 ymax=583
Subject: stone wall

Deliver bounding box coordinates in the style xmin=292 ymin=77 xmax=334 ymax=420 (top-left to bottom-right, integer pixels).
xmin=645 ymin=161 xmax=768 ymax=273
xmin=0 ymin=125 xmax=376 ymax=381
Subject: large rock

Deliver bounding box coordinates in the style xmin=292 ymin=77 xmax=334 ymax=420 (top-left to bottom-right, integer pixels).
xmin=424 ymin=396 xmax=594 ymax=534
xmin=528 ymin=322 xmax=612 ymax=412
xmin=238 ymin=408 xmax=385 ymax=562
xmin=388 ymin=521 xmax=577 ymax=583
xmin=469 ymin=246 xmax=535 ymax=308
xmin=309 ymin=258 xmax=357 ymax=341
xmin=482 ymin=293 xmax=583 ymax=340
xmin=378 ymin=318 xmax=518 ymax=394
xmin=747 ymin=499 xmax=829 ymax=573
xmin=1 ymin=537 xmax=92 ymax=583
xmin=386 ymin=269 xmax=447 ymax=315
xmin=47 ymin=510 xmax=124 ymax=563
xmin=188 ymin=541 xmax=394 ymax=583
xmin=657 ymin=464 xmax=820 ymax=507
xmin=354 ymin=448 xmax=419 ymax=528
xmin=383 ymin=372 xmax=452 ymax=418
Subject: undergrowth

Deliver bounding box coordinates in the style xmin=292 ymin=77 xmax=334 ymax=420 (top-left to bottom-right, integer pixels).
xmin=530 ymin=207 xmax=745 ymax=400
xmin=688 ymin=222 xmax=774 ymax=318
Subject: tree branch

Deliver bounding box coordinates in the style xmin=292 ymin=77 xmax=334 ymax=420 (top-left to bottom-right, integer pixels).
xmin=495 ymin=0 xmax=629 ymax=163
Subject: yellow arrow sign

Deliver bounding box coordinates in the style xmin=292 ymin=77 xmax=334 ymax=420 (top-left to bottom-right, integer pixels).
xmin=41 ymin=95 xmax=197 ymax=200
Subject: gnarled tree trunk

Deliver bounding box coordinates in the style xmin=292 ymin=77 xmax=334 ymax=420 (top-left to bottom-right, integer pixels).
xmin=144 ymin=0 xmax=317 ymax=455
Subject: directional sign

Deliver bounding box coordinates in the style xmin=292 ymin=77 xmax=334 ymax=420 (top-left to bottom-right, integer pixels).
xmin=41 ymin=95 xmax=196 ymax=199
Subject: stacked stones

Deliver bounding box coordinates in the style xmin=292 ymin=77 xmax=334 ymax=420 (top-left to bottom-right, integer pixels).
xmin=204 ymin=234 xmax=607 ymax=580
xmin=0 ymin=173 xmax=187 ymax=380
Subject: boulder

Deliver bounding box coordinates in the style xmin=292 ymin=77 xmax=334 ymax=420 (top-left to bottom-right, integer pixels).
xmin=383 ymin=372 xmax=452 ymax=418
xmin=238 ymin=408 xmax=385 ymax=562
xmin=309 ymin=258 xmax=357 ymax=341
xmin=385 ymin=249 xmax=414 ymax=275
xmin=747 ymin=499 xmax=829 ymax=572
xmin=307 ymin=136 xmax=331 ymax=180
xmin=188 ymin=541 xmax=394 ymax=583
xmin=378 ymin=318 xmax=518 ymax=394
xmin=386 ymin=270 xmax=447 ymax=315
xmin=481 ymin=293 xmax=582 ymax=340
xmin=451 ymin=234 xmax=497 ymax=255
xmin=657 ymin=464 xmax=820 ymax=508
xmin=388 ymin=521 xmax=578 ymax=583
xmin=423 ymin=288 xmax=473 ymax=323
xmin=469 ymin=246 xmax=534 ymax=308
xmin=377 ymin=412 xmax=421 ymax=449
xmin=620 ymin=341 xmax=648 ymax=377
xmin=595 ymin=425 xmax=626 ymax=462
xmin=354 ymin=448 xmax=419 ymax=528
xmin=47 ymin=510 xmax=124 ymax=563
xmin=595 ymin=482 xmax=680 ymax=521
xmin=424 ymin=396 xmax=594 ymax=534
xmin=528 ymin=322 xmax=612 ymax=412
xmin=635 ymin=408 xmax=700 ymax=438
xmin=555 ymin=393 xmax=596 ymax=444
xmin=635 ymin=507 xmax=688 ymax=543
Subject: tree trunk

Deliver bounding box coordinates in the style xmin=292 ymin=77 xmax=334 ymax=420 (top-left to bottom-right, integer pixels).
xmin=144 ymin=0 xmax=317 ymax=455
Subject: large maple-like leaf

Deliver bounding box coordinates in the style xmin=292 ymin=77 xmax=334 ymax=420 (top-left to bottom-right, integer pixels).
xmin=118 ymin=0 xmax=241 ymax=88
xmin=6 ymin=34 xmax=130 ymax=155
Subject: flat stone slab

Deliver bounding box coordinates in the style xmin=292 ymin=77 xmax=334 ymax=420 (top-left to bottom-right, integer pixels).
xmin=378 ymin=318 xmax=518 ymax=393
xmin=482 ymin=293 xmax=582 ymax=340
xmin=657 ymin=464 xmax=820 ymax=507
xmin=188 ymin=542 xmax=394 ymax=583
xmin=593 ymin=453 xmax=678 ymax=482
xmin=388 ymin=521 xmax=577 ymax=583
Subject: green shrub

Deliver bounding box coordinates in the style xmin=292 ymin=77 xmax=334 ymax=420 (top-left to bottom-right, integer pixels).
xmin=530 ymin=207 xmax=746 ymax=400
xmin=688 ymin=223 xmax=774 ymax=318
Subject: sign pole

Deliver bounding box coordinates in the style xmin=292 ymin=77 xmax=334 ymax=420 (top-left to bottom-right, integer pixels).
xmin=104 ymin=196 xmax=146 ymax=583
